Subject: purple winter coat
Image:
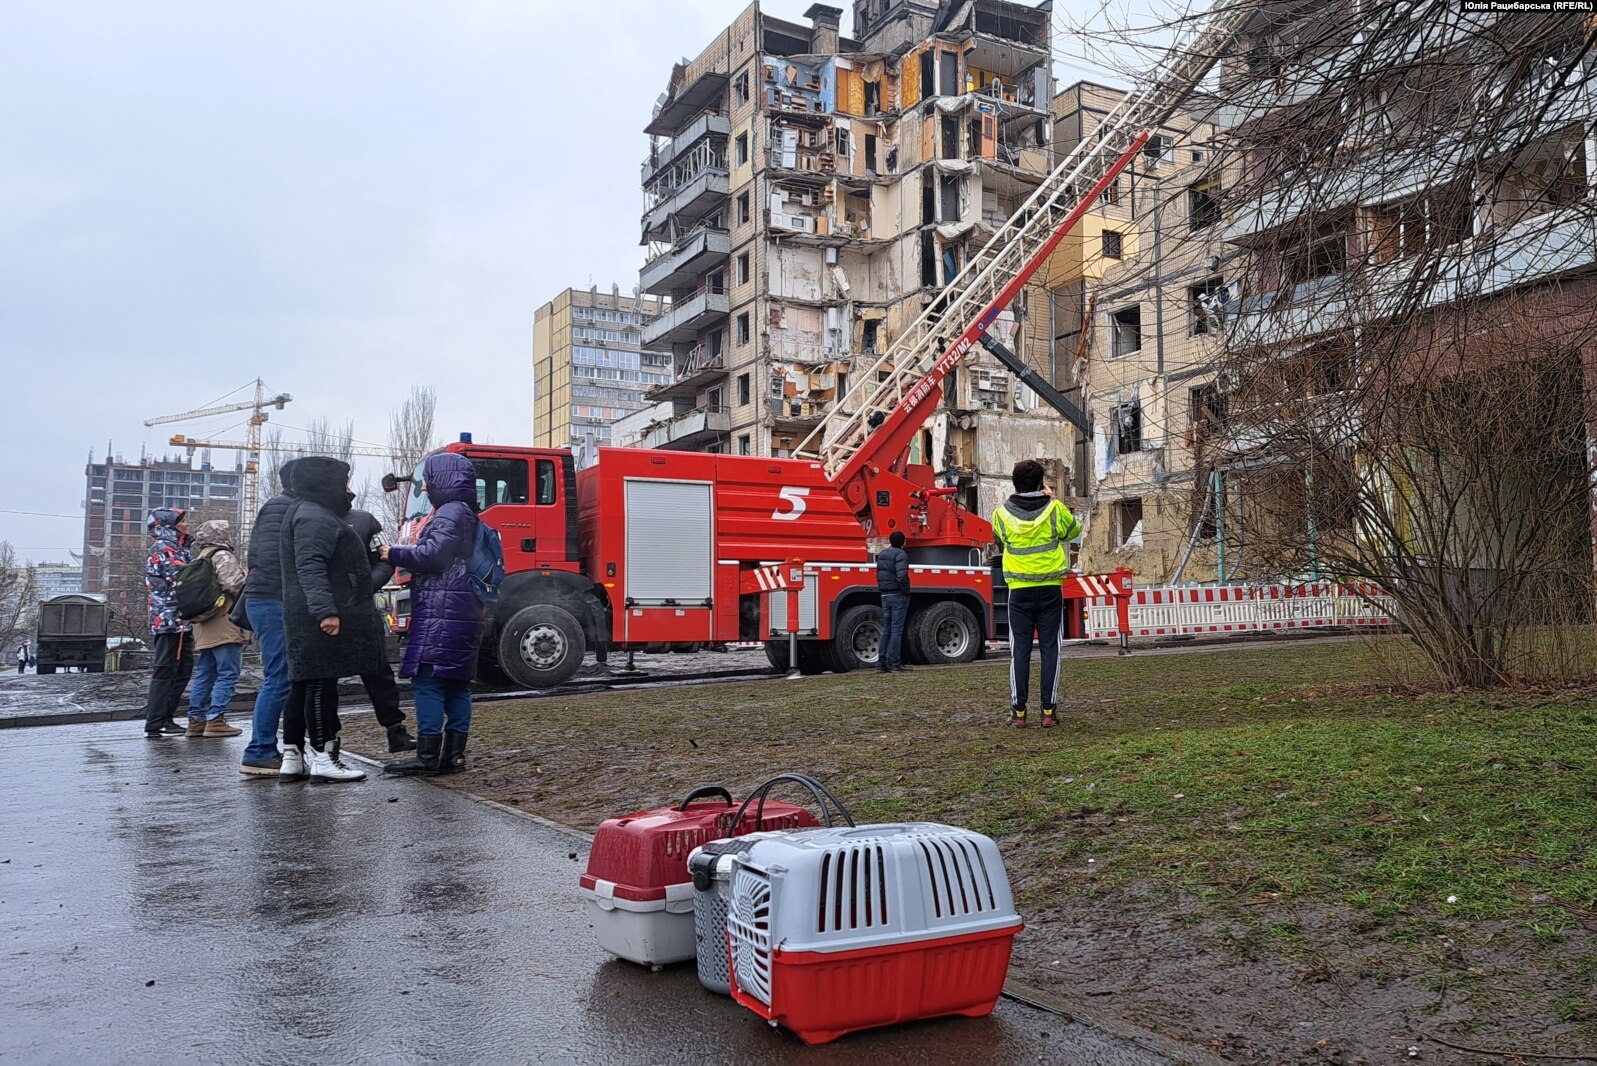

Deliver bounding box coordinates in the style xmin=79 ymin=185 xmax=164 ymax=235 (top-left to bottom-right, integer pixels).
xmin=388 ymin=452 xmax=484 ymax=682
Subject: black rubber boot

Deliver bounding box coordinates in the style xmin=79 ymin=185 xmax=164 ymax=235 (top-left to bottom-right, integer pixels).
xmin=385 ymin=724 xmax=418 ymax=753
xmin=436 ymin=731 xmax=469 ymax=775
xmin=383 ymin=733 xmax=441 ymax=775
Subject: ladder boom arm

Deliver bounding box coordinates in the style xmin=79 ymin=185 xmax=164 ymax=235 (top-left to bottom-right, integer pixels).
xmin=977 ymin=333 xmax=1090 ymax=437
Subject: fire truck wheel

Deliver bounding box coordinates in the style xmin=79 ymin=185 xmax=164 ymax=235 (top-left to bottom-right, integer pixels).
xmin=763 ymin=640 xmax=828 ymax=674
xmin=911 ymin=601 xmax=980 ymax=665
xmin=37 ymin=665 xmax=55 ymax=675
xmin=497 ymin=604 xmax=587 ymax=689
xmin=831 ymin=604 xmax=885 ymax=672
xmin=764 ymin=640 xmax=789 ymax=671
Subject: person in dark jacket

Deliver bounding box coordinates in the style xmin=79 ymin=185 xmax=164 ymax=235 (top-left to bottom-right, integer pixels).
xmin=874 ymin=530 xmax=912 ymax=673
xmin=240 ymin=459 xmax=299 ymax=774
xmin=348 ymin=507 xmax=416 ymax=753
xmin=381 ymin=452 xmax=484 ymax=776
xmin=278 ymin=457 xmax=386 ymax=783
xmin=141 ymin=508 xmax=194 ymax=737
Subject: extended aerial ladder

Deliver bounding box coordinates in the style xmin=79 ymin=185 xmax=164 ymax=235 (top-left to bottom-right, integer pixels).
xmin=796 ymin=0 xmax=1260 ymax=550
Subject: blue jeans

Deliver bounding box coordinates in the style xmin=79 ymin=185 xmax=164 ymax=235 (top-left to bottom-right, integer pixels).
xmin=412 ymin=664 xmax=472 ymax=736
xmin=244 ymin=598 xmax=290 ymax=762
xmin=188 ymin=643 xmax=243 ymax=720
xmin=880 ymin=593 xmax=909 ymax=670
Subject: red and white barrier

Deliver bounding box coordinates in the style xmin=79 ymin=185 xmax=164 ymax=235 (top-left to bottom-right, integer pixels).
xmin=1082 ymin=582 xmax=1394 ymax=640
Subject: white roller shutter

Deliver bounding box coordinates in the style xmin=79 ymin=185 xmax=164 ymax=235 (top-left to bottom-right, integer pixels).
xmin=624 ymin=479 xmax=713 ymax=604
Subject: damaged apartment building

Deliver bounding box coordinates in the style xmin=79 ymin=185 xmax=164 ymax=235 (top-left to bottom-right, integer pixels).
xmin=1046 ymin=81 xmax=1230 ymax=582
xmin=619 ymin=0 xmax=1066 ymax=514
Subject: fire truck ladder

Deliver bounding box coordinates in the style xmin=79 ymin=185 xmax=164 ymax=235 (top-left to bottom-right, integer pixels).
xmin=796 ymin=0 xmax=1260 ymax=481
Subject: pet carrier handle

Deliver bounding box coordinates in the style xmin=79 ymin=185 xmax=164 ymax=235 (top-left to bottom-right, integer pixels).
xmin=734 ymin=773 xmax=856 ymax=830
xmin=678 ymin=786 xmax=734 ymax=810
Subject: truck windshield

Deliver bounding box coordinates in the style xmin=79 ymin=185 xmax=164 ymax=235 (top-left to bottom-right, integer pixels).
xmin=403 ymin=460 xmax=431 ymax=522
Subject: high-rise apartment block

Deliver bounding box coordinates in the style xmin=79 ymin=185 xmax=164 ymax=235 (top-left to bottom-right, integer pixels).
xmin=632 ymin=0 xmax=1066 ymax=513
xmin=32 ymin=563 xmax=83 ymax=603
xmin=532 ymin=285 xmax=670 ymax=466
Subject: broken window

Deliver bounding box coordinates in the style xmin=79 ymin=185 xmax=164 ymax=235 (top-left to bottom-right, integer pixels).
xmin=860 ymin=319 xmax=879 ymax=354
xmin=736 ymin=313 xmax=750 ymax=346
xmin=1142 ymin=134 xmax=1173 ymax=167
xmin=1369 ymin=189 xmax=1472 ymax=262
xmin=734 ymin=72 xmax=750 ymax=106
xmin=736 ymin=252 xmax=750 ymax=285
xmin=942 ymin=243 xmax=961 ymax=287
xmin=1188 ymin=276 xmax=1228 ymax=336
xmin=737 ymin=434 xmax=751 ymax=455
xmin=920 ymin=231 xmax=937 ymax=286
xmin=941 ymin=116 xmax=958 ymax=160
xmin=1284 ymin=236 xmax=1345 ymax=286
xmin=1110 ymin=306 xmax=1142 ymax=358
xmin=1111 ymin=402 xmax=1142 ymax=454
xmin=835 ymin=127 xmax=850 ymax=158
xmin=864 ymin=133 xmax=878 ymax=175
xmin=1188 ymin=383 xmax=1227 ymax=431
xmin=864 ymin=80 xmax=880 ymax=116
xmin=1099 ymin=178 xmax=1120 ymax=207
xmin=736 ymin=192 xmax=750 ymax=225
xmin=940 ymin=175 xmax=960 ymax=221
xmin=735 ymin=133 xmax=748 ymax=166
xmin=919 ymin=51 xmax=934 ymax=100
xmin=1188 ymin=179 xmax=1221 ymax=229
xmin=706 ymin=385 xmax=724 ymax=411
xmin=1113 ymin=497 xmax=1144 ymax=548
xmin=737 ymin=373 xmax=750 ymax=405
xmin=1102 ymin=229 xmax=1123 ymax=259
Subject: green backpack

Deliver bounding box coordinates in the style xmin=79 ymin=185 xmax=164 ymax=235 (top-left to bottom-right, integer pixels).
xmin=174 ymin=551 xmax=226 ymax=622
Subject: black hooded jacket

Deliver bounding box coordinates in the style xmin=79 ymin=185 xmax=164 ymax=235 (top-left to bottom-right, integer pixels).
xmin=279 ymin=457 xmax=386 ymax=681
xmin=348 ymin=509 xmax=395 ymax=589
xmin=242 ymin=458 xmax=300 ymax=601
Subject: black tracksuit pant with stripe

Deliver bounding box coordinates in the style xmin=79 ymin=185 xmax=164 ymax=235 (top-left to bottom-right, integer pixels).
xmin=1007 ymin=585 xmax=1063 ymax=713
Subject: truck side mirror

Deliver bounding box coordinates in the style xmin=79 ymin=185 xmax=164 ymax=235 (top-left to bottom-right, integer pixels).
xmin=382 ymin=473 xmax=411 ymax=493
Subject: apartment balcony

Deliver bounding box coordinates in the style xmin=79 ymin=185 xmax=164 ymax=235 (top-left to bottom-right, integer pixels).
xmin=641 ymin=113 xmax=731 ymax=186
xmin=645 ymin=70 xmax=729 ymax=137
xmin=1232 ymin=204 xmax=1597 ymax=348
xmin=649 ymin=344 xmax=729 ymax=402
xmin=640 ymin=287 xmax=730 ymax=348
xmin=641 ymin=168 xmax=731 ymax=244
xmin=639 ymin=227 xmax=730 ymax=296
xmin=640 ymin=405 xmax=732 ymax=451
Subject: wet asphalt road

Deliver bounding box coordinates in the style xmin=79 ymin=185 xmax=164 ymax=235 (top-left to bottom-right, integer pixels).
xmin=0 ymin=723 xmax=1172 ymax=1065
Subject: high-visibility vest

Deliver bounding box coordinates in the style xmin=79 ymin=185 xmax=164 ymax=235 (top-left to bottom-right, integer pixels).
xmin=991 ymin=498 xmax=1082 ymax=588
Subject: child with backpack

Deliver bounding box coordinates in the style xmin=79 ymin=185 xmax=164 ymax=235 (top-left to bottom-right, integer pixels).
xmin=380 ymin=451 xmax=496 ymax=776
xmin=181 ymin=519 xmax=248 ymax=737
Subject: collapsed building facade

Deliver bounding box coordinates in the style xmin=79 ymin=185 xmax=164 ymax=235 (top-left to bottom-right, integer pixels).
xmin=625 ymin=0 xmax=1066 ymax=516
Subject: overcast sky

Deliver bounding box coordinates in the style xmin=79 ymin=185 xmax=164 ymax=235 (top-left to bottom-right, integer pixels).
xmin=1 ymin=0 xmax=1156 ymax=564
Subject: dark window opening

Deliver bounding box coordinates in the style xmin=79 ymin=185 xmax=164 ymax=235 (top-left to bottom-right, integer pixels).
xmin=861 ymin=319 xmax=879 ymax=353
xmin=1102 ymin=229 xmax=1123 ymax=259
xmin=968 ymin=118 xmax=982 ymax=159
xmin=920 ymin=231 xmax=937 ymax=286
xmin=734 ymin=72 xmax=750 ymax=105
xmin=737 ymin=373 xmax=750 ymax=405
xmin=864 ymin=133 xmax=878 ymax=175
xmin=922 ymin=182 xmax=935 ymax=224
xmin=940 ymin=175 xmax=959 ymax=221
xmin=1189 ymin=179 xmax=1221 ymax=229
xmin=735 ymin=133 xmax=748 ymax=166
xmin=1099 ymin=178 xmax=1120 ymax=207
xmin=1284 ymin=236 xmax=1346 ymax=286
xmin=919 ymin=50 xmax=934 ymax=99
xmin=1142 ymin=134 xmax=1173 ymax=166
xmin=1111 ymin=306 xmax=1142 ymax=357
xmin=938 ymin=51 xmax=958 ymax=97
xmin=1111 ymin=402 xmax=1142 ymax=454
xmin=942 ymin=243 xmax=961 ymax=286
xmin=737 ymin=434 xmax=751 ymax=455
xmin=1189 ymin=383 xmax=1227 ymax=431
xmin=941 ymin=116 xmax=959 ymax=159
xmin=1113 ymin=497 xmax=1144 ymax=547
xmin=736 ymin=313 xmax=751 ymax=345
xmin=864 ymin=80 xmax=880 ymax=115
xmin=736 ymin=252 xmax=750 ymax=285
xmin=737 ymin=192 xmax=750 ymax=225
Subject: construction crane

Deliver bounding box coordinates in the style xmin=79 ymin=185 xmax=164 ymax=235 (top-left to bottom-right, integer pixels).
xmin=796 ymin=0 xmax=1261 ymax=537
xmin=145 ymin=379 xmax=292 ymax=544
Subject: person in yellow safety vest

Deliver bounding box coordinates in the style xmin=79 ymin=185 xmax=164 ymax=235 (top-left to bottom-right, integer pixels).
xmin=990 ymin=459 xmax=1082 ymax=729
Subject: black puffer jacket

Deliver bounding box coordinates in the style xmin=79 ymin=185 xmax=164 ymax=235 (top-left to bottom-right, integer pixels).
xmin=242 ymin=458 xmax=300 ymax=601
xmin=280 ymin=457 xmax=386 ymax=681
xmin=348 ymin=509 xmax=395 ymax=590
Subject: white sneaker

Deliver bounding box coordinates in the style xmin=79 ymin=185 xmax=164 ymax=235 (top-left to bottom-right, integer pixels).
xmin=279 ymin=745 xmax=309 ymax=781
xmin=307 ymin=740 xmax=365 ymax=783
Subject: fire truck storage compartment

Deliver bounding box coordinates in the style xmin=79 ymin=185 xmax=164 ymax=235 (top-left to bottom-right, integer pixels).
xmin=767 ymin=571 xmax=819 ymax=635
xmin=624 ymin=477 xmax=713 ymax=604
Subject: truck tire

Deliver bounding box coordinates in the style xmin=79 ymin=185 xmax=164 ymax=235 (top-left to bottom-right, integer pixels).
xmin=764 ymin=640 xmax=828 ymax=674
xmin=86 ymin=663 xmax=104 ymax=674
xmin=38 ymin=665 xmax=55 ymax=675
xmin=911 ymin=601 xmax=981 ymax=666
xmin=832 ymin=604 xmax=885 ymax=673
xmin=497 ymin=604 xmax=586 ymax=690
xmin=764 ymin=640 xmax=789 ymax=670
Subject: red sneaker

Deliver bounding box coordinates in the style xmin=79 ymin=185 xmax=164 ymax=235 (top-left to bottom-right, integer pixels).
xmin=1040 ymin=712 xmax=1059 ymax=729
xmin=1006 ymin=710 xmax=1028 ymax=728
